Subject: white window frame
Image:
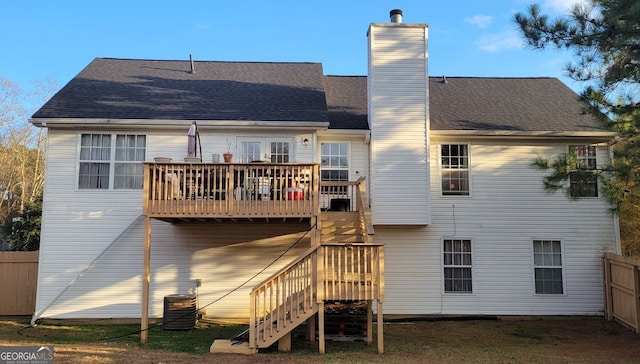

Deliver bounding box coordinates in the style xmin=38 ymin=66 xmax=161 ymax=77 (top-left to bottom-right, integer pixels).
xmin=237 ymin=137 xmax=293 ymax=163
xmin=320 ymin=142 xmax=350 ymax=183
xmin=568 ymin=145 xmax=598 ymax=198
xmin=77 ymin=133 xmax=146 ymax=190
xmin=442 ymin=238 xmax=474 ymax=294
xmin=440 ymin=143 xmax=471 ymax=196
xmin=531 ymin=239 xmax=566 ymax=295
xmin=320 ymin=142 xmax=351 ymax=210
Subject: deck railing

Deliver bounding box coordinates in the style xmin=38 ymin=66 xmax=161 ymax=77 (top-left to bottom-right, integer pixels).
xmin=321 ymin=178 xmax=374 ymax=243
xmin=143 ymin=162 xmax=319 ymax=218
xmin=249 ymin=243 xmax=384 ymax=349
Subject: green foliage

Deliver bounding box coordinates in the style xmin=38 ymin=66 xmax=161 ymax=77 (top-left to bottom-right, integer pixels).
xmin=516 ymin=0 xmax=640 ymax=254
xmin=515 ymin=0 xmax=640 ymax=184
xmin=4 ymin=195 xmax=42 ymax=251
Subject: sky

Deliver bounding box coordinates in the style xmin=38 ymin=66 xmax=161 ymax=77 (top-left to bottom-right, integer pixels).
xmin=1 ymin=0 xmax=588 ymax=99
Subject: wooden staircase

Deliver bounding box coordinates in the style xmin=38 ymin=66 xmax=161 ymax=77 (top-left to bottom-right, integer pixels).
xmin=211 ymin=179 xmax=384 ymax=354
xmin=321 ymin=212 xmax=364 ymax=244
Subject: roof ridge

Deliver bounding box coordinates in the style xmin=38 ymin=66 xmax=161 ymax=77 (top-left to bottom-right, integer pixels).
xmin=429 ymin=75 xmax=557 ymax=80
xmin=95 ymin=57 xmax=322 ymax=65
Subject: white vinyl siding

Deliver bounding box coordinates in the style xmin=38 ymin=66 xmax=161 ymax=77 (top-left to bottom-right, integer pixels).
xmin=36 ymin=127 xmax=618 ymax=319
xmin=380 ymin=140 xmax=617 ymax=316
xmin=368 ymin=23 xmax=430 ymax=225
xmin=35 ymin=129 xmax=322 ymax=320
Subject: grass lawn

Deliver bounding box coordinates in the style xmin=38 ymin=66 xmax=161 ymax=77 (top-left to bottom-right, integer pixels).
xmin=0 ymin=316 xmax=639 ymax=363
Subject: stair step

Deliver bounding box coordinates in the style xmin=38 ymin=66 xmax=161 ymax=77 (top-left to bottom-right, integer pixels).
xmin=322 ymin=235 xmax=364 ymax=243
xmin=321 ymin=212 xmax=359 ymax=222
xmin=321 ymin=226 xmax=360 ymax=235
xmin=210 ymin=340 xmax=257 ymax=354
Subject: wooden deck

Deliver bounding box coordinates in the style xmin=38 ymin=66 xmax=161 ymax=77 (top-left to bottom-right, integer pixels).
xmin=141 ymin=162 xmax=383 ymax=353
xmin=144 ymin=162 xmax=320 ymax=219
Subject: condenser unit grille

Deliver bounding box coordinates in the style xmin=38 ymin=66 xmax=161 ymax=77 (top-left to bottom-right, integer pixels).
xmin=162 ymin=294 xmax=197 ymax=330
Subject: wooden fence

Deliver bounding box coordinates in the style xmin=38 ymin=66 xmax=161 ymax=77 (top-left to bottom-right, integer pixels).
xmin=603 ymin=252 xmax=640 ymax=333
xmin=0 ymin=251 xmax=39 ymax=315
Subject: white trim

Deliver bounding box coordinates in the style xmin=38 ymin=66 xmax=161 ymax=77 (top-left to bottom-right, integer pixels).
xmin=431 ymin=130 xmax=617 ymax=139
xmin=609 ymin=144 xmax=622 ymax=255
xmin=30 ymin=118 xmax=330 ymax=130
xmin=317 ymin=129 xmax=370 ymax=137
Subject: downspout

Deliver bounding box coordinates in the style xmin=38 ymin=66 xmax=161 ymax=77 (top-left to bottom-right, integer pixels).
xmin=608 ymin=139 xmax=622 ymax=255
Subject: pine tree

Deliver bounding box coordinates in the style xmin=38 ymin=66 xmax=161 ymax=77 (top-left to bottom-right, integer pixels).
xmin=515 ymin=0 xmax=640 ymax=254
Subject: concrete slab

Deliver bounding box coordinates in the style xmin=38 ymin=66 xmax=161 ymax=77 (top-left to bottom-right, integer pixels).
xmin=210 ymin=339 xmax=257 ymax=354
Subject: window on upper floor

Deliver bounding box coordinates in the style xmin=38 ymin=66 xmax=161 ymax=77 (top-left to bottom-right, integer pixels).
xmin=443 ymin=239 xmax=473 ymax=293
xmin=533 ymin=239 xmax=564 ymax=294
xmin=321 ymin=142 xmax=349 ymax=186
xmin=569 ymin=145 xmax=598 ymax=198
xmin=78 ymin=134 xmax=146 ymax=190
xmin=441 ymin=144 xmax=469 ymax=196
xmin=320 ymin=142 xmax=350 ymax=210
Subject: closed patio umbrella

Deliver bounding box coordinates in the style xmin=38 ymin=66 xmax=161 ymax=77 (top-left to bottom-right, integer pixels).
xmin=186 ymin=121 xmax=201 ymax=160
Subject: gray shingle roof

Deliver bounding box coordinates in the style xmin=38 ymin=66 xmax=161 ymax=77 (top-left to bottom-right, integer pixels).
xmin=429 ymin=76 xmax=604 ymax=132
xmin=323 ymin=76 xmax=368 ymax=130
xmin=33 ymin=58 xmax=329 ymax=123
xmin=33 ymin=58 xmax=607 ymax=133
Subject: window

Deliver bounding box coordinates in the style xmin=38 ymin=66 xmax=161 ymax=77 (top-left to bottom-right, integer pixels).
xmin=78 ymin=134 xmax=146 ymax=190
xmin=241 ymin=141 xmax=262 ymax=163
xmin=441 ymin=144 xmax=469 ymax=195
xmin=321 ymin=143 xmax=349 ymax=194
xmin=569 ymin=145 xmax=598 ymax=197
xmin=238 ymin=138 xmax=291 ymax=163
xmin=321 ymin=143 xmax=349 ymax=182
xmin=533 ymin=240 xmax=564 ymax=294
xmin=269 ymin=141 xmax=290 ymax=163
xmin=443 ymin=239 xmax=472 ymax=293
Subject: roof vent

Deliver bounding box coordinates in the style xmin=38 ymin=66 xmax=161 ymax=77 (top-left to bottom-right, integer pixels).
xmin=189 ymin=54 xmax=195 ymax=74
xmin=390 ymin=9 xmax=403 ymax=23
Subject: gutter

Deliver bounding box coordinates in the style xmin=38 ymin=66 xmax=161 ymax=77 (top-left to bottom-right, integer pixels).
xmin=29 ymin=118 xmax=331 ymax=130
xmin=431 ymin=130 xmax=617 ymax=140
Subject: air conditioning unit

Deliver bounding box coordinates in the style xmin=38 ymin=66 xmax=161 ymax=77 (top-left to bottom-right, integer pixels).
xmin=162 ymin=294 xmax=197 ymax=330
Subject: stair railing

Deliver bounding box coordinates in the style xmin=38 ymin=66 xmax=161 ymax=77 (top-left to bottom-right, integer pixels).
xmin=317 ymin=243 xmax=384 ymax=302
xmin=354 ymin=177 xmax=374 ymax=244
xmin=249 ymin=244 xmax=319 ymax=349
xmin=249 ymin=242 xmax=385 ymax=349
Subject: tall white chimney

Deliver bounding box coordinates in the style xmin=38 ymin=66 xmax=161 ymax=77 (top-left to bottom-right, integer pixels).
xmin=367 ymin=10 xmax=431 ymax=225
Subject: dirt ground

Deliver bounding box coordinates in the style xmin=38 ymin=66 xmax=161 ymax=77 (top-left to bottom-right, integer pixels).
xmin=1 ymin=316 xmax=640 ymax=363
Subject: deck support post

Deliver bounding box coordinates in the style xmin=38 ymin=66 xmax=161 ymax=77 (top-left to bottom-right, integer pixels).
xmin=141 ymin=216 xmax=152 ymax=343
xmin=366 ymin=300 xmax=373 ymax=345
xmin=278 ymin=332 xmax=292 ymax=352
xmin=318 ymin=302 xmax=325 ymax=354
xmin=377 ymin=301 xmax=383 ymax=354
xmin=306 ymin=316 xmax=315 ymax=342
